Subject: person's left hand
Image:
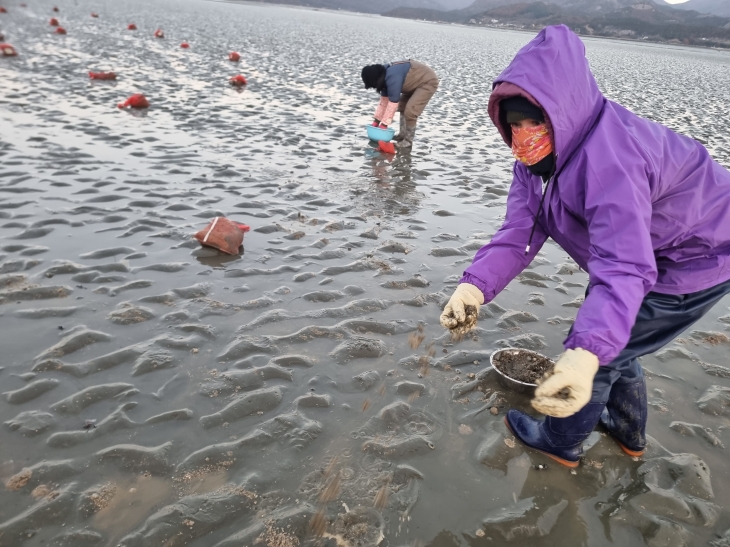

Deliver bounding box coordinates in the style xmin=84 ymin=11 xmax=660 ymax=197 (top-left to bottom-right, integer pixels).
xmin=531 ymin=348 xmax=599 ymax=417
xmin=378 ymin=123 xmax=388 ymax=129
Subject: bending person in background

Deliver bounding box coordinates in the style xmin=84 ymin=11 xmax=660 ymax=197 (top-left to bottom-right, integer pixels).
xmin=361 ymin=59 xmax=439 ymax=150
xmin=440 ymin=25 xmax=730 ymax=468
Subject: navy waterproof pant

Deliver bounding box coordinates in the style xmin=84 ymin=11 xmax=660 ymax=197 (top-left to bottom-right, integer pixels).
xmin=544 ymin=279 xmax=730 ymax=451
xmin=591 ymin=278 xmax=730 ymax=402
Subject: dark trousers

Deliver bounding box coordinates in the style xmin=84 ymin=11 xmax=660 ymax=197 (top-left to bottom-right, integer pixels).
xmin=545 ymin=279 xmax=730 ymax=449
xmin=592 ymin=278 xmax=730 ymax=403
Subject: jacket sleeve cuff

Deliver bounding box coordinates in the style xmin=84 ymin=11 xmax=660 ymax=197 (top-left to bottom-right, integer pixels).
xmin=563 ymin=335 xmax=617 ymax=366
xmin=459 ymin=273 xmax=493 ymax=303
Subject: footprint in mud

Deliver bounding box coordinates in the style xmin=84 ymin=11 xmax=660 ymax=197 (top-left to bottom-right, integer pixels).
xmin=355 ymin=402 xmax=443 ymax=459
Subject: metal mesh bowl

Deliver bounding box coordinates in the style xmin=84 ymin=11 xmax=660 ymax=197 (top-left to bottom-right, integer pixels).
xmin=490 ymin=347 xmax=553 ymax=395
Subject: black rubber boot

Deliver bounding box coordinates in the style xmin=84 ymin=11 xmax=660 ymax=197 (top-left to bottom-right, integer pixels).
xmin=395 ymin=124 xmax=416 ymax=149
xmin=600 ymin=375 xmax=647 ymax=456
xmin=505 ymin=402 xmax=605 ymax=468
xmin=393 ymin=117 xmax=407 ymax=142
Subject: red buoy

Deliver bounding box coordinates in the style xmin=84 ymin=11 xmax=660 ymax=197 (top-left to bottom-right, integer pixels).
xmin=229 ymin=74 xmax=247 ymax=87
xmin=91 ymin=12 xmax=98 ymax=17
xmin=55 ymin=26 xmax=66 ymax=34
xmin=228 ymin=51 xmax=240 ymax=62
xmin=89 ymin=71 xmax=117 ymax=80
xmin=117 ymin=93 xmax=149 ymax=109
xmin=1 ymin=43 xmax=18 ymax=56
xmin=378 ymin=141 xmax=396 ymax=155
xmin=127 ymin=23 xmax=136 ymax=30
xmin=154 ymin=28 xmax=164 ymax=38
xmin=49 ymin=17 xmax=59 ymax=26
xmin=0 ymin=6 xmax=7 ymax=12
xmin=180 ymin=42 xmax=189 ymax=49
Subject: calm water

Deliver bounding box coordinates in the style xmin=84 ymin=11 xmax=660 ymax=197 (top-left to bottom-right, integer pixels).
xmin=1 ymin=1 xmax=730 ymax=546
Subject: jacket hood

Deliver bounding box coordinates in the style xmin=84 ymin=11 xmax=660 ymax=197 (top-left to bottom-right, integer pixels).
xmin=488 ymin=25 xmax=606 ymax=172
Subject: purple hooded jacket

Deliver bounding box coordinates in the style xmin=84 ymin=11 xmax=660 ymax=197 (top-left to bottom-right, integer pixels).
xmin=461 ymin=25 xmax=730 ymax=366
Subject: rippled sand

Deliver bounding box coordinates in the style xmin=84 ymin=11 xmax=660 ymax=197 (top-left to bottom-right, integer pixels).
xmin=1 ymin=1 xmax=730 ymax=546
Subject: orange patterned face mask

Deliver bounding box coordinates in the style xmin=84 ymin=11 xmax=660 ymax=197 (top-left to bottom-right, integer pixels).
xmin=511 ymin=124 xmax=553 ymax=166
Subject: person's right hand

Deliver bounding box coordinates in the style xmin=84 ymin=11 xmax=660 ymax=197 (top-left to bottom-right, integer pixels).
xmin=439 ymin=283 xmax=485 ymax=331
xmin=372 ymin=120 xmax=380 ymax=127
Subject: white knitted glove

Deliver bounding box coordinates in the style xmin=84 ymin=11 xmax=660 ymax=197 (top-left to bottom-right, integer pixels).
xmin=531 ymin=348 xmax=599 ymax=418
xmin=439 ymin=283 xmax=484 ymax=331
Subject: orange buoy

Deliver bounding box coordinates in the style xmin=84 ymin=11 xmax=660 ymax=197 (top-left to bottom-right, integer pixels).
xmin=117 ymin=93 xmax=149 ymax=109
xmin=91 ymin=12 xmax=98 ymax=17
xmin=228 ymin=51 xmax=240 ymax=62
xmin=89 ymin=71 xmax=117 ymax=80
xmin=127 ymin=23 xmax=136 ymax=30
xmin=50 ymin=17 xmax=59 ymax=26
xmin=154 ymin=28 xmax=164 ymax=38
xmin=229 ymin=74 xmax=247 ymax=87
xmin=1 ymin=43 xmax=18 ymax=56
xmin=52 ymin=5 xmax=58 ymax=11
xmin=180 ymin=42 xmax=189 ymax=49
xmin=55 ymin=26 xmax=66 ymax=34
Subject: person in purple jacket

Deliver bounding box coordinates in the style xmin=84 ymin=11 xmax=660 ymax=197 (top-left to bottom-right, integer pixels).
xmin=440 ymin=25 xmax=730 ymax=468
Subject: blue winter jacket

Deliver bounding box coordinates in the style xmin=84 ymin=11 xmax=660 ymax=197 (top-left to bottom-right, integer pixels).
xmin=379 ymin=61 xmax=411 ymax=103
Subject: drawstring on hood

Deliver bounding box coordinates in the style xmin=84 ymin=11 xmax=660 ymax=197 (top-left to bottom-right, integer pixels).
xmin=525 ymin=160 xmax=557 ymax=255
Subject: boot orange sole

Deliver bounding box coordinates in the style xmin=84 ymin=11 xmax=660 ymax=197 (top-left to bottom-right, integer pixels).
xmin=616 ymin=441 xmax=645 ymax=458
xmin=504 ymin=417 xmax=580 ymax=469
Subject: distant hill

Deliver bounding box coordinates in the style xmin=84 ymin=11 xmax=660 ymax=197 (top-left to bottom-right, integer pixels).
xmin=459 ymin=0 xmax=667 ymax=15
xmin=385 ymin=6 xmax=464 ymax=20
xmin=672 ymin=0 xmax=730 ymax=17
xmin=244 ymin=0 xmax=730 ymax=47
xmin=248 ymin=0 xmax=450 ymax=14
xmin=384 ymin=0 xmax=730 ymax=47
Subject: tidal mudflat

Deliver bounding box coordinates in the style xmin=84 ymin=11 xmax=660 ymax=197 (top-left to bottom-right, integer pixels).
xmin=1 ymin=1 xmax=730 ymax=545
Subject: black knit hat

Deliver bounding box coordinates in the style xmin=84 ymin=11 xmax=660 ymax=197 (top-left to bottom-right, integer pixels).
xmin=501 ymin=96 xmax=545 ymax=123
xmin=361 ymin=64 xmax=386 ymax=90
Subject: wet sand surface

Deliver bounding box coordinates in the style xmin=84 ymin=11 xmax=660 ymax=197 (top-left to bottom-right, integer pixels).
xmin=2 ymin=1 xmax=730 ymax=545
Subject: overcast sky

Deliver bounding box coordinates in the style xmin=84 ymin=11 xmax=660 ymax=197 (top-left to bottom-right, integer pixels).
xmin=663 ymin=0 xmax=689 ymax=3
